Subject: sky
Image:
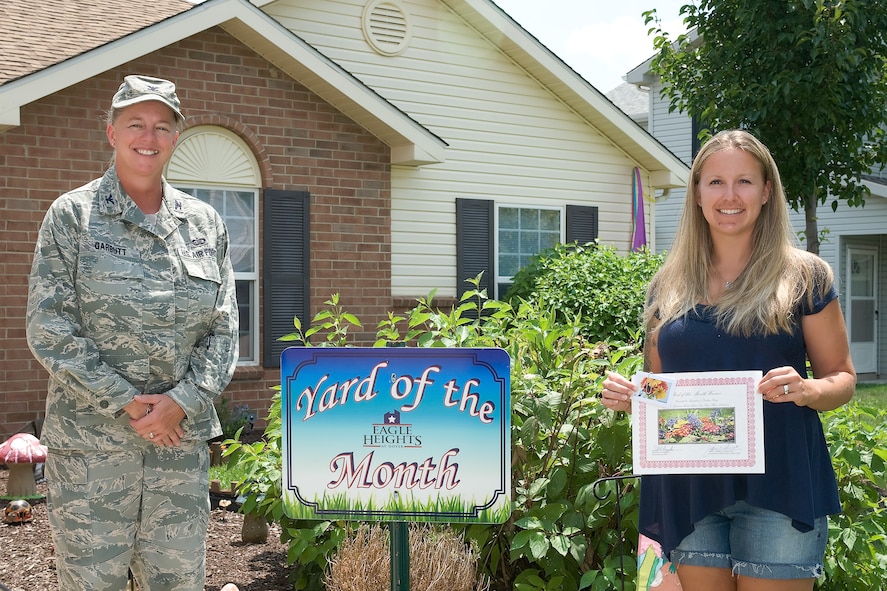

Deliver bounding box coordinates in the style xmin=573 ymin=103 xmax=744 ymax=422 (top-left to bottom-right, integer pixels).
xmin=492 ymin=1 xmax=689 ymax=93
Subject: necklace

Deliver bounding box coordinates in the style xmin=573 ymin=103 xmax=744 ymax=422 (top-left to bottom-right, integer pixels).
xmin=711 ymin=266 xmax=739 ymax=289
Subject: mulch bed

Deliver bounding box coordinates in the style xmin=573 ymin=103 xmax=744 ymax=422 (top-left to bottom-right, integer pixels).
xmin=0 ymin=461 xmax=295 ymax=591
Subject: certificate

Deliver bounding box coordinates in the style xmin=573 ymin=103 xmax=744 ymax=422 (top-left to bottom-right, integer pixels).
xmin=631 ymin=371 xmax=764 ymax=474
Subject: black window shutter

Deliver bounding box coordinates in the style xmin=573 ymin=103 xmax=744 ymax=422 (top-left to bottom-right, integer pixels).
xmin=565 ymin=205 xmax=598 ymax=245
xmin=263 ymin=189 xmax=310 ymax=367
xmin=455 ymin=198 xmax=494 ymax=298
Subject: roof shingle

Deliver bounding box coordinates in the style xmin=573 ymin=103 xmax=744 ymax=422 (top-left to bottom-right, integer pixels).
xmin=1 ymin=0 xmax=194 ymax=85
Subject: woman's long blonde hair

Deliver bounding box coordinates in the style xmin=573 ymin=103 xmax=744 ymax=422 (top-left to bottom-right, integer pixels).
xmin=645 ymin=129 xmax=832 ymax=337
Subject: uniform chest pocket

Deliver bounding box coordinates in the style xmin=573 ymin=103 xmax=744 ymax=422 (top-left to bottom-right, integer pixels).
xmin=78 ymin=252 xmax=145 ymax=296
xmin=182 ymin=257 xmax=221 ymax=285
xmin=77 ymin=252 xmax=145 ymax=331
xmin=179 ymin=258 xmax=222 ymax=329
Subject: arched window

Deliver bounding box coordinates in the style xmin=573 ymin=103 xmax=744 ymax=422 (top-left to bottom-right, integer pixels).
xmin=166 ymin=126 xmax=261 ymax=365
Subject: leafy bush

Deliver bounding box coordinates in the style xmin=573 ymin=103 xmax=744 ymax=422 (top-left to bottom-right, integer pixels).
xmin=475 ymin=301 xmax=643 ymax=591
xmin=227 ymin=286 xmax=643 ymax=590
xmin=224 ymin=388 xmax=348 ymax=590
xmin=209 ymin=457 xmax=253 ymax=491
xmin=227 ymin=276 xmax=887 ymax=591
xmin=819 ymin=403 xmax=887 ymax=589
xmin=504 ymin=242 xmax=664 ymax=344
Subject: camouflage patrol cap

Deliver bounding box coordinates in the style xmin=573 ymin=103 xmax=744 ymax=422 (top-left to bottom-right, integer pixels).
xmin=111 ymin=75 xmax=185 ymax=123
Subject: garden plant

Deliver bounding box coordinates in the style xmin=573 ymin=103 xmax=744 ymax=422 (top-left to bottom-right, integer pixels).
xmin=325 ymin=523 xmax=488 ymax=591
xmin=223 ymin=244 xmax=887 ymax=591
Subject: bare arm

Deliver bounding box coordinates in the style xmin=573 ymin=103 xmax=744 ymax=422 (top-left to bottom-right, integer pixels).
xmin=758 ymin=299 xmax=855 ymax=410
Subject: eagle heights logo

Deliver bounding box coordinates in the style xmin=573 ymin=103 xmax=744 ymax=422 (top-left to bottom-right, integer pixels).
xmin=363 ymin=410 xmax=423 ymax=448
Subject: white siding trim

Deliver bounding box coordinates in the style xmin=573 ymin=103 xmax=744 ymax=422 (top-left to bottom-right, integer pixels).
xmin=269 ymin=0 xmax=657 ymax=297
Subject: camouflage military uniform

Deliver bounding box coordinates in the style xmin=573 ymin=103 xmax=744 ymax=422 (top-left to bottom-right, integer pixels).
xmin=26 ymin=165 xmax=238 ymax=590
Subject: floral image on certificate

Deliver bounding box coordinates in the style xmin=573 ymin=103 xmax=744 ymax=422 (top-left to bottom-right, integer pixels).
xmin=658 ymin=407 xmax=736 ymax=445
xmin=631 ymin=371 xmax=764 ymax=474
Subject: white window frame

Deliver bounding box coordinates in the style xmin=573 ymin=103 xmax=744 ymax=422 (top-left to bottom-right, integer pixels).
xmin=494 ymin=204 xmax=565 ymax=297
xmin=166 ymin=126 xmax=262 ymax=365
xmin=179 ymin=186 xmax=260 ymax=364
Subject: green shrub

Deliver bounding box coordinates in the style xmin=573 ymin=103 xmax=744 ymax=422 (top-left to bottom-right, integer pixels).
xmin=482 ymin=300 xmax=642 ymax=591
xmin=504 ymin=242 xmax=664 ymax=345
xmin=224 ymin=388 xmax=346 ymax=590
xmin=228 ymin=276 xmax=887 ymax=591
xmin=819 ymin=403 xmax=887 ymax=589
xmin=209 ymin=457 xmax=252 ymax=491
xmin=227 ymin=285 xmax=643 ymax=590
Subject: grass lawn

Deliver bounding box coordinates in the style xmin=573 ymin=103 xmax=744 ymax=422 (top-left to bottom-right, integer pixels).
xmin=853 ymin=382 xmax=887 ymax=409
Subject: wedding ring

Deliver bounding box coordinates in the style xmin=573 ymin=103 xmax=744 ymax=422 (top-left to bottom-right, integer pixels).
xmin=782 ymin=384 xmax=789 ymax=396
xmin=149 ymin=432 xmax=155 ymax=439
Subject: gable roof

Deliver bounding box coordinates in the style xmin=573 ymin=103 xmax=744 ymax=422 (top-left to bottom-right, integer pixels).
xmin=1 ymin=0 xmax=687 ymax=183
xmin=443 ymin=0 xmax=687 ymax=188
xmin=606 ymin=83 xmax=649 ymax=122
xmin=0 ymin=0 xmax=446 ymax=166
xmin=0 ymin=0 xmax=195 ymax=86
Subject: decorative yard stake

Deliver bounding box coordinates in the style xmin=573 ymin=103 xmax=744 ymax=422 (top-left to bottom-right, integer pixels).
xmin=593 ymin=475 xmax=635 ymax=591
xmin=593 ymin=474 xmax=680 ymax=591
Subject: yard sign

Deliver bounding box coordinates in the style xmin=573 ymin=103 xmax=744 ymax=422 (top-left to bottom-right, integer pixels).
xmin=280 ymin=347 xmax=511 ymax=523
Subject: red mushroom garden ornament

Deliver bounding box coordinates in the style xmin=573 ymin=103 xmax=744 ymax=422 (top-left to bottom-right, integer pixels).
xmin=0 ymin=433 xmax=48 ymax=499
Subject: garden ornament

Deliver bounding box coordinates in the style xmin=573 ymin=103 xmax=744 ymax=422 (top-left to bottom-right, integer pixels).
xmin=3 ymin=499 xmax=32 ymax=524
xmin=0 ymin=433 xmax=48 ymax=498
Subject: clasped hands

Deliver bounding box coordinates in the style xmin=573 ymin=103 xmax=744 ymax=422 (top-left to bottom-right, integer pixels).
xmin=125 ymin=394 xmax=186 ymax=447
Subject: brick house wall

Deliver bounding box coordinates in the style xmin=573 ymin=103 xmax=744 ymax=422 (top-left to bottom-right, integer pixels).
xmin=0 ymin=26 xmax=393 ymax=440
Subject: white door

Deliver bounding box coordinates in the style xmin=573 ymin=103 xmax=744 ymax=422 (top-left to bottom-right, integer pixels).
xmin=846 ymin=246 xmax=878 ymax=373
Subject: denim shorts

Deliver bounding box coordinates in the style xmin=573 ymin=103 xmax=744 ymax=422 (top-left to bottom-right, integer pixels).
xmin=670 ymin=501 xmax=827 ymax=579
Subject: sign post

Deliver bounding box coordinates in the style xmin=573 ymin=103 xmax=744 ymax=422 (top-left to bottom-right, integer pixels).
xmin=390 ymin=520 xmax=409 ymax=591
xmin=386 ymin=342 xmax=410 ymax=591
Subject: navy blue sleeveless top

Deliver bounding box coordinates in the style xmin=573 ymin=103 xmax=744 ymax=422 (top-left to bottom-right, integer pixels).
xmin=639 ymin=285 xmax=842 ymax=556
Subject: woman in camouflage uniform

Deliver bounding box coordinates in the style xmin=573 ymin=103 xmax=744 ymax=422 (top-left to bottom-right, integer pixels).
xmin=26 ymin=75 xmax=239 ymax=591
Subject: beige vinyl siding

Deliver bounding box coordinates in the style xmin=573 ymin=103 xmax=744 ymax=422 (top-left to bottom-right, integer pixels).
xmin=790 ymin=194 xmax=887 ymax=279
xmin=268 ymin=0 xmax=653 ymax=297
xmin=646 ymin=78 xmax=692 ymax=255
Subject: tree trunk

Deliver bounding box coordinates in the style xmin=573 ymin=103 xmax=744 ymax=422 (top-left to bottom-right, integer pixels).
xmin=804 ymin=193 xmax=819 ymax=255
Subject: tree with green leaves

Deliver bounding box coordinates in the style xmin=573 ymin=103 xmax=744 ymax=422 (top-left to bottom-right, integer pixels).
xmin=646 ymin=0 xmax=887 ymax=254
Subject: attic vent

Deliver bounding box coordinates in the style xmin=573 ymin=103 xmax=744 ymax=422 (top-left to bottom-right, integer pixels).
xmin=362 ymin=0 xmax=412 ymax=56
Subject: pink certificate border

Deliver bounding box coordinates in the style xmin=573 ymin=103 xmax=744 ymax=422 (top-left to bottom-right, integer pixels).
xmin=636 ymin=375 xmax=759 ymax=471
